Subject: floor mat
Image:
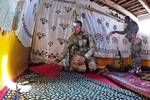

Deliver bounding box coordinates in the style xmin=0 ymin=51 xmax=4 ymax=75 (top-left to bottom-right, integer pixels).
xmin=3 ymin=71 xmax=147 ymax=100
xmin=30 ymin=64 xmax=63 ymax=78
xmin=139 ymin=73 xmax=150 ymax=81
xmin=0 ymin=87 xmax=8 ymax=100
xmin=30 ymin=64 xmax=121 ymax=88
xmin=82 ymin=73 xmax=124 ymax=88
xmin=103 ymin=71 xmax=150 ymax=98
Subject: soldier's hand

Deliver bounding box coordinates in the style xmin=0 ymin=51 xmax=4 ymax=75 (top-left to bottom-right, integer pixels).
xmin=73 ymin=55 xmax=85 ymax=65
xmin=77 ymin=56 xmax=85 ymax=65
xmin=47 ymin=57 xmax=58 ymax=65
xmin=106 ymin=33 xmax=111 ymax=40
xmin=107 ymin=31 xmax=115 ymax=39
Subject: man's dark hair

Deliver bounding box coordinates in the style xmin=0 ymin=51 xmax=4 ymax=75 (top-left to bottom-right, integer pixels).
xmin=74 ymin=20 xmax=82 ymax=27
xmin=125 ymin=16 xmax=130 ymax=20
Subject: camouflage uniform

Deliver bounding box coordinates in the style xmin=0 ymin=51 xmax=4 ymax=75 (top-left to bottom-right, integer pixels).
xmin=124 ymin=20 xmax=142 ymax=73
xmin=62 ymin=31 xmax=97 ymax=72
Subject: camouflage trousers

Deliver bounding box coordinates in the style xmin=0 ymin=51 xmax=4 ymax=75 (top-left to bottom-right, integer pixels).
xmin=130 ymin=42 xmax=142 ymax=73
xmin=70 ymin=55 xmax=97 ymax=73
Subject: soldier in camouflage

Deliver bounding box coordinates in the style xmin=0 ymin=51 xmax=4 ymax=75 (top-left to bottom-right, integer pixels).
xmin=108 ymin=16 xmax=142 ymax=74
xmin=56 ymin=20 xmax=97 ymax=73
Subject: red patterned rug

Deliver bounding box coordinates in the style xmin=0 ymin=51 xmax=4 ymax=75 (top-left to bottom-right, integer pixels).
xmin=82 ymin=73 xmax=124 ymax=88
xmin=30 ymin=64 xmax=63 ymax=78
xmin=0 ymin=64 xmax=124 ymax=99
xmin=0 ymin=87 xmax=8 ymax=100
xmin=30 ymin=64 xmax=121 ymax=88
xmin=103 ymin=71 xmax=150 ymax=98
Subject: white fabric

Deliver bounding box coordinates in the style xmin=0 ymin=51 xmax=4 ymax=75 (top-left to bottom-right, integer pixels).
xmin=17 ymin=0 xmax=39 ymax=47
xmin=16 ymin=0 xmax=132 ymax=63
xmin=0 ymin=0 xmax=17 ymax=30
xmin=30 ymin=0 xmax=76 ymax=63
xmin=1 ymin=0 xmax=150 ymax=61
xmin=139 ymin=20 xmax=150 ymax=60
xmin=141 ymin=34 xmax=150 ymax=60
xmin=79 ymin=8 xmax=130 ymax=58
xmin=12 ymin=0 xmax=26 ymax=30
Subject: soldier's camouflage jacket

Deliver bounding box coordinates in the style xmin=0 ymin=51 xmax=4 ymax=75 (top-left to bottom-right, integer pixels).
xmin=62 ymin=31 xmax=96 ymax=62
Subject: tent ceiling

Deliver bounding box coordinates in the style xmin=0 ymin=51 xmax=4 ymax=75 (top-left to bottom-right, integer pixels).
xmin=90 ymin=0 xmax=150 ymax=20
xmin=113 ymin=0 xmax=150 ymax=16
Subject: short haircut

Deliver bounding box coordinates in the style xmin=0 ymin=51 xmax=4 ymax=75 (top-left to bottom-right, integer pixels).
xmin=74 ymin=20 xmax=82 ymax=27
xmin=125 ymin=16 xmax=130 ymax=20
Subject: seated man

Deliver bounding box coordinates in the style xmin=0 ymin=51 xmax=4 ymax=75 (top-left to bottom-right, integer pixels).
xmin=52 ymin=20 xmax=97 ymax=73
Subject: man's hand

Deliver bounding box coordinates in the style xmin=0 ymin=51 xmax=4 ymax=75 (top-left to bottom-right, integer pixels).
xmin=106 ymin=31 xmax=115 ymax=40
xmin=132 ymin=34 xmax=142 ymax=44
xmin=78 ymin=56 xmax=85 ymax=65
xmin=47 ymin=57 xmax=58 ymax=65
xmin=58 ymin=53 xmax=65 ymax=61
xmin=72 ymin=55 xmax=85 ymax=65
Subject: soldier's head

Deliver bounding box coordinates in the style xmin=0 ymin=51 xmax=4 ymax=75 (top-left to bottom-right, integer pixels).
xmin=124 ymin=16 xmax=131 ymax=23
xmin=73 ymin=20 xmax=82 ymax=33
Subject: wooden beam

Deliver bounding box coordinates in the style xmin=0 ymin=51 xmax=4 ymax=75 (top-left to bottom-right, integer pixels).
xmin=117 ymin=0 xmax=126 ymax=4
xmin=97 ymin=0 xmax=138 ymax=22
xmin=122 ymin=2 xmax=139 ymax=8
xmin=121 ymin=0 xmax=136 ymax=7
xmin=138 ymin=0 xmax=150 ymax=14
xmin=130 ymin=6 xmax=144 ymax=12
xmin=136 ymin=11 xmax=147 ymax=16
xmin=134 ymin=9 xmax=147 ymax=15
xmin=127 ymin=3 xmax=141 ymax=10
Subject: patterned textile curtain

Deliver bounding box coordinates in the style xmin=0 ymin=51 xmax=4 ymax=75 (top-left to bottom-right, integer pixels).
xmin=17 ymin=0 xmax=40 ymax=47
xmin=12 ymin=0 xmax=26 ymax=30
xmin=0 ymin=0 xmax=17 ymax=30
xmin=141 ymin=34 xmax=150 ymax=60
xmin=30 ymin=0 xmax=76 ymax=63
xmin=77 ymin=8 xmax=130 ymax=58
xmin=139 ymin=20 xmax=150 ymax=60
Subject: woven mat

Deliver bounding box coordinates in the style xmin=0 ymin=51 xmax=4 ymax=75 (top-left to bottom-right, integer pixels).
xmin=103 ymin=71 xmax=150 ymax=98
xmin=3 ymin=71 xmax=147 ymax=100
